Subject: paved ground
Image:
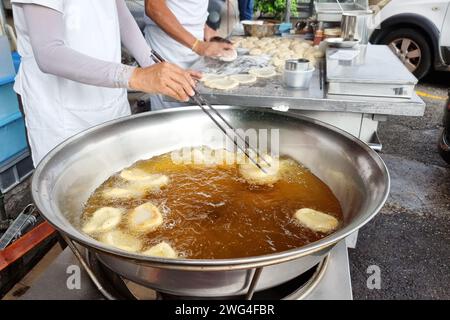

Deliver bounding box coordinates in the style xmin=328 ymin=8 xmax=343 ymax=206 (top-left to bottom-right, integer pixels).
xmin=2 ymin=71 xmax=449 ymax=300
xmin=349 ymin=71 xmax=450 ymax=300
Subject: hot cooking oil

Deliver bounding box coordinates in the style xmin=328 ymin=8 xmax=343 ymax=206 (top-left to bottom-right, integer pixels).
xmin=81 ymin=151 xmax=343 ymax=259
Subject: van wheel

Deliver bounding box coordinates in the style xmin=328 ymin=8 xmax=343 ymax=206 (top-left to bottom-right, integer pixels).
xmin=380 ymin=28 xmax=432 ymax=79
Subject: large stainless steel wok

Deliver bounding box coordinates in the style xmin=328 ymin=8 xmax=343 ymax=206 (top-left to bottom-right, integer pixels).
xmin=32 ymin=106 xmax=390 ymax=297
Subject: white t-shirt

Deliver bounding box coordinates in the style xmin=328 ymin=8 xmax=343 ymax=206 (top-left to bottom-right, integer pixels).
xmin=145 ymin=0 xmax=209 ymax=27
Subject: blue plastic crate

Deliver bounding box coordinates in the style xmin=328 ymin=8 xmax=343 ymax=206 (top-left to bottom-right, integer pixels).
xmin=12 ymin=52 xmax=21 ymax=73
xmin=0 ymin=149 xmax=34 ymax=193
xmin=0 ymin=78 xmax=28 ymax=164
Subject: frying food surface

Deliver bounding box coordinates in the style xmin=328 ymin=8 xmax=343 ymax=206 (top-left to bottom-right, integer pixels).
xmin=80 ymin=148 xmax=343 ymax=259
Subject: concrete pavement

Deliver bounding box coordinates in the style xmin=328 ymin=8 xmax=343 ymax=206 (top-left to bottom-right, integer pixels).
xmin=349 ymin=71 xmax=450 ymax=299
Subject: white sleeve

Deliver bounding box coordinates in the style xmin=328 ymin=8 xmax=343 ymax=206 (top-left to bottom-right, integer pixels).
xmin=11 ymin=0 xmax=63 ymax=12
xmin=115 ymin=0 xmax=153 ymax=68
xmin=22 ymin=3 xmax=135 ymax=88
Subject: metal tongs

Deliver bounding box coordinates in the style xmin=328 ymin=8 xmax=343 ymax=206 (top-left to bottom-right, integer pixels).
xmin=150 ymin=49 xmax=271 ymax=173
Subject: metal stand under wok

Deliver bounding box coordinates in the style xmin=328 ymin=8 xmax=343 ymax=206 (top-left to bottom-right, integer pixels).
xmin=84 ymin=250 xmax=329 ymax=300
xmin=21 ymin=240 xmax=352 ymax=300
xmin=63 ymin=234 xmax=327 ymax=300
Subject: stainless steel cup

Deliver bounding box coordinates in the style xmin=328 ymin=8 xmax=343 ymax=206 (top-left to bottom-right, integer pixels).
xmin=285 ymin=59 xmax=310 ymax=71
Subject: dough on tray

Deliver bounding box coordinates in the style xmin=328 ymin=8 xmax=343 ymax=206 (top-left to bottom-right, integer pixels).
xmin=204 ymin=77 xmax=239 ymax=90
xmin=249 ymin=48 xmax=263 ymax=56
xmin=82 ymin=207 xmax=124 ymax=234
xmin=142 ymin=241 xmax=178 ymax=258
xmin=219 ymin=48 xmax=238 ymax=62
xmin=271 ymin=57 xmax=284 ymax=67
xmin=248 ymin=67 xmax=277 ymax=78
xmin=229 ymin=74 xmax=257 ymax=84
xmin=128 ymin=202 xmax=164 ymax=233
xmin=200 ymin=74 xmax=226 ymax=83
xmin=294 ymin=208 xmax=339 ymax=233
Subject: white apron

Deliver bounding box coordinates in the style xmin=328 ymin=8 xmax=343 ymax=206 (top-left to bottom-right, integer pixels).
xmin=12 ymin=0 xmax=131 ymax=166
xmin=144 ymin=0 xmax=208 ymax=110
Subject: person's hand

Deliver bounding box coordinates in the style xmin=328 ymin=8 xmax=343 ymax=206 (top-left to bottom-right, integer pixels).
xmin=194 ymin=41 xmax=234 ymax=58
xmin=129 ymin=62 xmax=201 ymax=101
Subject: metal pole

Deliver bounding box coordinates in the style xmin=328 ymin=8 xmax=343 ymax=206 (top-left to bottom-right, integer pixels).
xmin=0 ymin=0 xmax=6 ymax=35
xmin=244 ymin=267 xmax=263 ymax=300
xmin=285 ymin=0 xmax=292 ymax=23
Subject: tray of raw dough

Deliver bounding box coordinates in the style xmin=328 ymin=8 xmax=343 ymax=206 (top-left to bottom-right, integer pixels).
xmin=189 ymin=36 xmax=325 ymax=107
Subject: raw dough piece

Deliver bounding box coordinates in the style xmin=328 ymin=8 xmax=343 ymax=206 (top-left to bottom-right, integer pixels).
xmin=142 ymin=242 xmax=178 ymax=258
xmin=201 ymin=74 xmax=226 ymax=83
xmin=204 ymin=77 xmax=239 ymax=90
xmin=219 ymin=48 xmax=238 ymax=62
xmin=271 ymin=57 xmax=284 ymax=67
xmin=128 ymin=202 xmax=163 ymax=233
xmin=277 ymin=51 xmax=294 ymax=60
xmin=100 ymin=230 xmax=143 ymax=252
xmin=292 ymin=52 xmax=305 ymax=59
xmin=230 ymin=36 xmax=244 ymax=47
xmin=82 ymin=207 xmax=124 ymax=234
xmin=249 ymin=48 xmax=263 ymax=56
xmin=261 ymin=44 xmax=276 ymax=53
xmin=294 ymin=208 xmax=339 ymax=233
xmin=305 ymin=47 xmax=316 ymax=56
xmin=249 ymin=67 xmax=277 ymax=78
xmin=229 ymin=74 xmax=257 ymax=84
xmin=299 ymin=42 xmax=312 ymax=49
xmin=292 ymin=45 xmax=306 ymax=55
xmin=266 ymin=48 xmax=279 ymax=56
xmin=311 ymin=49 xmax=324 ymax=58
xmin=276 ymin=65 xmax=285 ymax=74
xmin=259 ymin=37 xmax=273 ymax=44
xmin=240 ymin=40 xmax=255 ymax=49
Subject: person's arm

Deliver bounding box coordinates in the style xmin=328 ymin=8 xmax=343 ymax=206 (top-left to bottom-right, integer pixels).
xmin=22 ymin=4 xmax=198 ymax=101
xmin=115 ymin=0 xmax=153 ymax=67
xmin=204 ymin=24 xmax=218 ymax=41
xmin=145 ymin=0 xmax=233 ymax=57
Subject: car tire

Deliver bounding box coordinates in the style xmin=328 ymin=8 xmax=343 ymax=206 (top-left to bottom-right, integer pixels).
xmin=379 ymin=28 xmax=432 ymax=79
xmin=438 ymin=129 xmax=450 ymax=164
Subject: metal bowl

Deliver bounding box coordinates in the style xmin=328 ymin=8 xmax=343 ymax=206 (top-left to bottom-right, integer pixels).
xmin=32 ymin=106 xmax=390 ymax=297
xmin=326 ymin=37 xmax=360 ymax=48
xmin=242 ymin=21 xmax=280 ymax=38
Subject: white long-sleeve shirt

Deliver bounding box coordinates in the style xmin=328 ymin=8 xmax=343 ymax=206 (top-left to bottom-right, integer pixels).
xmin=14 ymin=0 xmax=153 ymax=89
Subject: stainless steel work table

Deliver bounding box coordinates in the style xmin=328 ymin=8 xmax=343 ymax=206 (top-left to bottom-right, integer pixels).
xmin=190 ymin=45 xmax=426 ymax=147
